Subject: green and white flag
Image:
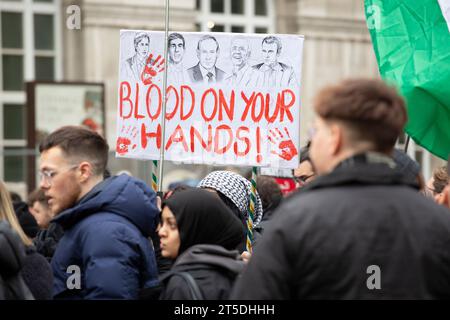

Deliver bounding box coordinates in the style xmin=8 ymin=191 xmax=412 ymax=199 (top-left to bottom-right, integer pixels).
xmin=365 ymin=0 xmax=450 ymax=160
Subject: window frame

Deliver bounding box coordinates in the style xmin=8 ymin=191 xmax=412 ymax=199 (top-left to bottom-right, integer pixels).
xmin=0 ymin=0 xmax=62 ymax=183
xmin=196 ymin=0 xmax=275 ymax=34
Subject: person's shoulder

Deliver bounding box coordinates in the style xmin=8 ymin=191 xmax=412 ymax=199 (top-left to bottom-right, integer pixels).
xmin=252 ymin=63 xmax=264 ymax=70
xmin=23 ymin=247 xmax=51 ymax=272
xmin=122 ymin=56 xmax=133 ymax=67
xmin=187 ymin=63 xmax=199 ymax=72
xmin=216 ymin=67 xmax=226 ymax=80
xmin=160 ymin=272 xmax=193 ymax=299
xmin=279 ymin=62 xmax=293 ymax=71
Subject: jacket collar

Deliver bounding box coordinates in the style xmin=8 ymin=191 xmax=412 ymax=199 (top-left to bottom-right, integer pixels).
xmin=302 ymin=152 xmax=419 ymax=192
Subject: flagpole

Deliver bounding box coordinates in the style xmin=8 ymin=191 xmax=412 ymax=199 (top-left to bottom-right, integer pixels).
xmin=404 ymin=135 xmax=410 ymax=153
xmin=246 ymin=166 xmax=258 ymax=253
xmin=157 ymin=0 xmax=170 ymax=193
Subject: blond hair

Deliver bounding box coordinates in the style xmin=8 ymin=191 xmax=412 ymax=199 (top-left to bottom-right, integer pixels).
xmin=0 ymin=181 xmax=32 ymax=246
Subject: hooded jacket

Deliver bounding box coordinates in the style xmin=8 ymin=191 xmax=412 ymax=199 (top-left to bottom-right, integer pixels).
xmin=51 ymin=174 xmax=160 ymax=299
xmin=231 ymin=153 xmax=450 ymax=299
xmin=0 ymin=221 xmax=34 ymax=300
xmin=159 ymin=189 xmax=245 ymax=300
xmin=159 ymin=244 xmax=245 ymax=300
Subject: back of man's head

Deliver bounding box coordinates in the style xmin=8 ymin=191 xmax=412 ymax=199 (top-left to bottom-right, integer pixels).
xmin=432 ymin=165 xmax=449 ymax=194
xmin=39 ymin=126 xmax=109 ymax=177
xmin=256 ymin=176 xmax=282 ymax=212
xmin=314 ymin=79 xmax=407 ymax=153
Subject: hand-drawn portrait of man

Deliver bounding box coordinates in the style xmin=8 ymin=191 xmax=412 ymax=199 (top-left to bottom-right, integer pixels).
xmin=167 ymin=33 xmax=189 ymax=86
xmin=121 ymin=32 xmax=151 ymax=83
xmin=225 ymin=37 xmax=254 ymax=87
xmin=187 ymin=35 xmax=226 ymax=84
xmin=252 ymin=36 xmax=296 ymax=88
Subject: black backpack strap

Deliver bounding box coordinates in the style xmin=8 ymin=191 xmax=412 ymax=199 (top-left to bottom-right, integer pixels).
xmin=174 ymin=272 xmax=204 ymax=300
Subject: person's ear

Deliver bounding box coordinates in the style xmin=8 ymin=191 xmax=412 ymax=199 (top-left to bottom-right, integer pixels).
xmin=438 ymin=185 xmax=450 ymax=208
xmin=156 ymin=195 xmax=162 ymax=211
xmin=328 ymin=123 xmax=343 ymax=156
xmin=78 ymin=161 xmax=93 ymax=183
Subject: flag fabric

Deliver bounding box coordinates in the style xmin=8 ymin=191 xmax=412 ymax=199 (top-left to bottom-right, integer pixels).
xmin=365 ymin=0 xmax=450 ymax=160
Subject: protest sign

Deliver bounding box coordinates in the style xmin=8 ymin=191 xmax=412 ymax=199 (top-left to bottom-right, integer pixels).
xmin=116 ymin=31 xmax=304 ymax=168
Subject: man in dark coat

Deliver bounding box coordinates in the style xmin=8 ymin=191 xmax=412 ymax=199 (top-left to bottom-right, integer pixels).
xmin=187 ymin=35 xmax=225 ymax=84
xmin=231 ymin=79 xmax=450 ymax=299
xmin=39 ymin=126 xmax=160 ymax=299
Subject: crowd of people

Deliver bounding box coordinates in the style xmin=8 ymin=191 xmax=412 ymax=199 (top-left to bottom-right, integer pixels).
xmin=1 ymin=78 xmax=450 ymax=300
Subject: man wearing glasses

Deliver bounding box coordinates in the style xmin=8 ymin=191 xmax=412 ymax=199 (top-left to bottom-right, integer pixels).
xmin=39 ymin=126 xmax=160 ymax=299
xmin=232 ymin=79 xmax=450 ymax=299
xmin=292 ymin=141 xmax=316 ymax=188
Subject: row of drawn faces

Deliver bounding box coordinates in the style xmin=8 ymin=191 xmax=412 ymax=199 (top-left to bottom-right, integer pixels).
xmin=130 ymin=32 xmax=289 ymax=77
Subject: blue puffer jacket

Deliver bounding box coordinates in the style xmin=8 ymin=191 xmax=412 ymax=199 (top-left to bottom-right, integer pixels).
xmin=51 ymin=174 xmax=160 ymax=299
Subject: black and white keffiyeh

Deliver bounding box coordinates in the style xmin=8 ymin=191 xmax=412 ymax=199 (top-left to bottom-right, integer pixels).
xmin=198 ymin=171 xmax=264 ymax=226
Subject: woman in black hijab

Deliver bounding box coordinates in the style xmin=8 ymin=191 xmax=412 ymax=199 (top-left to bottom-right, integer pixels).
xmin=158 ymin=188 xmax=245 ymax=300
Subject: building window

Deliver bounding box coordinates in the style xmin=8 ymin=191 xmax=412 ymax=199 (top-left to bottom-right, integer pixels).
xmin=0 ymin=0 xmax=61 ymax=187
xmin=255 ymin=26 xmax=268 ymax=33
xmin=254 ymin=0 xmax=267 ymax=16
xmin=211 ymin=24 xmax=225 ymax=32
xmin=211 ymin=0 xmax=224 ymax=13
xmin=3 ymin=104 xmax=26 ymax=140
xmin=231 ymin=25 xmax=245 ymax=33
xmin=197 ymin=0 xmax=274 ymax=33
xmin=34 ymin=14 xmax=54 ymax=50
xmin=231 ymin=0 xmax=244 ymax=14
xmin=2 ymin=12 xmax=23 ymax=49
xmin=4 ymin=147 xmax=26 ymax=182
xmin=2 ymin=55 xmax=23 ymax=90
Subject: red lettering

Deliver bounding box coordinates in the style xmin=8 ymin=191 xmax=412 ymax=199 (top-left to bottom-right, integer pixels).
xmin=251 ymin=93 xmax=264 ymax=122
xmin=190 ymin=125 xmax=212 ymax=152
xmin=256 ymin=126 xmax=262 ymax=163
xmin=278 ymin=89 xmax=295 ymax=122
xmin=165 ymin=125 xmax=188 ymax=152
xmin=201 ymin=89 xmax=218 ymax=122
xmin=233 ymin=126 xmax=250 ymax=157
xmin=165 ymin=85 xmax=179 ymax=120
xmin=145 ymin=84 xmax=162 ymax=120
xmin=219 ymin=89 xmax=235 ymax=121
xmin=214 ymin=124 xmax=233 ymax=155
xmin=133 ymin=83 xmax=144 ymax=119
xmin=240 ymin=91 xmax=255 ymax=121
xmin=181 ymin=85 xmax=195 ymax=120
xmin=141 ymin=123 xmax=161 ymax=150
xmin=119 ymin=81 xmax=133 ymax=119
xmin=265 ymin=92 xmax=279 ymax=123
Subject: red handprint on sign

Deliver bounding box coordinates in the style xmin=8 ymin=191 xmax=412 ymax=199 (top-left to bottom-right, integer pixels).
xmin=268 ymin=127 xmax=298 ymax=161
xmin=116 ymin=126 xmax=138 ymax=156
xmin=141 ymin=53 xmax=165 ymax=85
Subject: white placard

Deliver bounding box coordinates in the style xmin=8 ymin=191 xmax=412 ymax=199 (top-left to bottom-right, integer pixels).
xmin=116 ymin=31 xmax=304 ymax=168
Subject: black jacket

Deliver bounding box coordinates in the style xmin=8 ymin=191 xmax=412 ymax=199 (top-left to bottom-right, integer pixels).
xmin=0 ymin=221 xmax=34 ymax=300
xmin=231 ymin=154 xmax=450 ymax=299
xmin=22 ymin=246 xmax=53 ymax=300
xmin=160 ymin=244 xmax=245 ymax=300
xmin=33 ymin=222 xmax=64 ymax=262
xmin=13 ymin=202 xmax=38 ymax=239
